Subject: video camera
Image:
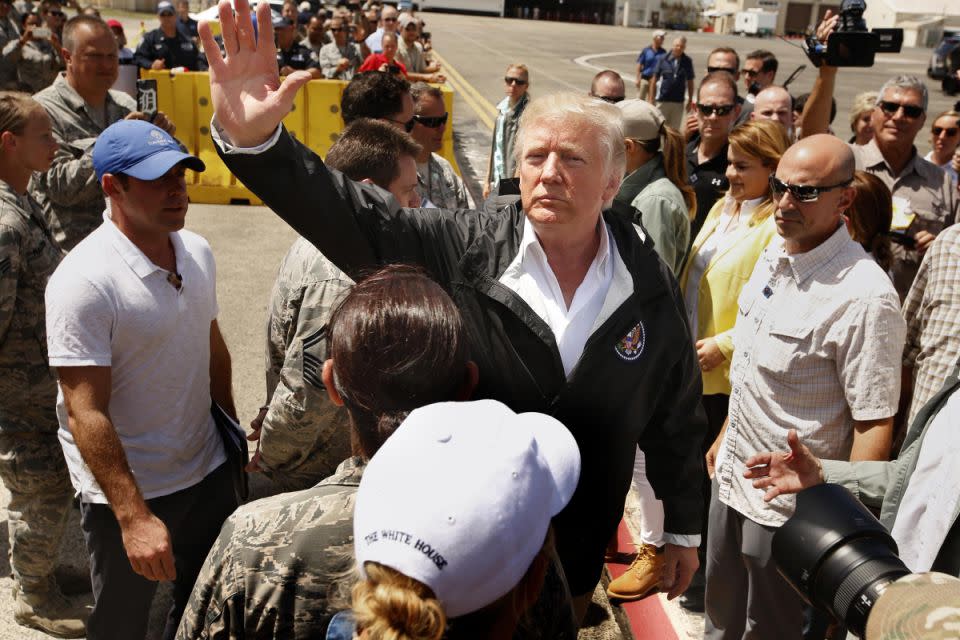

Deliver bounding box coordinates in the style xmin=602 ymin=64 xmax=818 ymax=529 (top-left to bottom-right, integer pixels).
xmin=773 ymin=484 xmax=960 ymax=638
xmin=803 ymin=0 xmax=903 ymax=67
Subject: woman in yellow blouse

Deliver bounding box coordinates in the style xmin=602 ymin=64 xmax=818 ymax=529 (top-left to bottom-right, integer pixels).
xmin=680 ymin=119 xmax=791 ymax=444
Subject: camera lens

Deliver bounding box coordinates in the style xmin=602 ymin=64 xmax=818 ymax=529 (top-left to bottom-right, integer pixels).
xmin=772 ymin=484 xmax=910 ymax=638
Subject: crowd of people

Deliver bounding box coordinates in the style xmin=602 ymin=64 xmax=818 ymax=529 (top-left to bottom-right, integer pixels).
xmin=1 ymin=0 xmax=960 ymax=639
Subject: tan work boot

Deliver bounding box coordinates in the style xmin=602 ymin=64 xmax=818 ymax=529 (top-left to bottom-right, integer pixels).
xmin=13 ymin=580 xmax=88 ymax=638
xmin=606 ymin=543 xmax=664 ymax=601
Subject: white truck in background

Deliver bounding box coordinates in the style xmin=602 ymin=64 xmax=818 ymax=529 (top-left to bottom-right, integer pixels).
xmin=735 ymin=9 xmax=777 ymax=37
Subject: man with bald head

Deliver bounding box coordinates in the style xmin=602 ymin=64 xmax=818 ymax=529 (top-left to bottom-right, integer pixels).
xmin=589 ymin=69 xmax=625 ymax=103
xmin=751 ymin=85 xmax=793 ymax=138
xmin=704 ymin=135 xmax=905 ymax=639
xmin=364 ymin=3 xmax=397 ymax=53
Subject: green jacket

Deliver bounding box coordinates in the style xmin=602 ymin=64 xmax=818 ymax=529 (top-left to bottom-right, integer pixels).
xmin=822 ymin=360 xmax=960 ymax=574
xmin=614 ymin=155 xmax=690 ymax=275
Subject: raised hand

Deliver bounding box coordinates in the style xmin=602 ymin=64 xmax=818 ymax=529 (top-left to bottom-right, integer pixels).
xmin=200 ymin=0 xmax=313 ymax=147
xmin=743 ymin=429 xmax=825 ymax=502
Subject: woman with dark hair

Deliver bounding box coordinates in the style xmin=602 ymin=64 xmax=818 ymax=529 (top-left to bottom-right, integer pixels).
xmin=846 ymin=171 xmax=893 ymax=275
xmin=176 ymin=266 xmax=577 ymax=640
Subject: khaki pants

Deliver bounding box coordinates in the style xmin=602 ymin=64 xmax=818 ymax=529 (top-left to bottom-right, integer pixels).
xmin=636 ymin=77 xmax=653 ymax=101
xmin=656 ymin=100 xmax=686 ymax=132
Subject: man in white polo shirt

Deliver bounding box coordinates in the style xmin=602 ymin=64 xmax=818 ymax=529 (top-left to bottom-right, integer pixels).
xmin=44 ymin=120 xmax=239 ymax=640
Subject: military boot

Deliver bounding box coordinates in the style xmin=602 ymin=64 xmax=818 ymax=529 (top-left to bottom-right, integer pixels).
xmin=13 ymin=578 xmax=88 ymax=638
xmin=605 ymin=543 xmax=664 ymax=601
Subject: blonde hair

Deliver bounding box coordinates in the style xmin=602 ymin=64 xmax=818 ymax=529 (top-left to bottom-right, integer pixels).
xmin=0 ymin=91 xmax=41 ymax=139
xmin=848 ymin=92 xmax=877 ymax=133
xmin=515 ymin=91 xmax=626 ymax=184
xmin=728 ymin=119 xmax=791 ymax=221
xmin=505 ymin=63 xmax=529 ymax=79
xmin=352 ymin=562 xmax=447 ymax=640
xmin=931 ymin=110 xmax=960 ymax=129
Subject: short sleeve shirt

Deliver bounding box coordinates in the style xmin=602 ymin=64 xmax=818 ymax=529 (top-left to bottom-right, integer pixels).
xmin=653 ymin=53 xmax=694 ymax=103
xmin=45 ymin=212 xmax=225 ymax=502
xmin=636 ymin=45 xmax=666 ymax=79
xmin=850 ymin=140 xmax=958 ymax=299
xmin=716 ymin=225 xmax=906 ymax=526
xmin=686 ymin=140 xmax=729 ymax=239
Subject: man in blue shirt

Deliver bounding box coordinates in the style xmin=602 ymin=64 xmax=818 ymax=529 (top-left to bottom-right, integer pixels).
xmin=649 ymin=35 xmax=694 ymax=131
xmin=635 ymin=29 xmax=666 ymax=101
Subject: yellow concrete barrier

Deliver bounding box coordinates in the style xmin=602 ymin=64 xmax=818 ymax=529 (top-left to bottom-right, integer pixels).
xmin=140 ymin=70 xmax=460 ymax=205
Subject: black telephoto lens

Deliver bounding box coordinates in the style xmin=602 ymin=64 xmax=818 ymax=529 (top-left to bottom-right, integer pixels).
xmin=772 ymin=484 xmax=910 ymax=638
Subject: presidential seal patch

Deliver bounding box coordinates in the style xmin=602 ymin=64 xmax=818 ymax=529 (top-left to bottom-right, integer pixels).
xmin=615 ymin=322 xmax=645 ymax=361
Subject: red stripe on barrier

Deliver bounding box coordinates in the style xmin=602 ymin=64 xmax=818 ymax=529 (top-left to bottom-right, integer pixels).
xmin=606 ymin=521 xmax=679 ymax=640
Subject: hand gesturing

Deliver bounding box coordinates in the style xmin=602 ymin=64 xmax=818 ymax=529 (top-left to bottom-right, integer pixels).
xmin=200 ymin=0 xmax=313 ymax=147
xmin=743 ymin=429 xmax=825 ymax=502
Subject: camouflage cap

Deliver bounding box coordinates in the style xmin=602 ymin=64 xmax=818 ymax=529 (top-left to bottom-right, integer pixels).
xmin=865 ymin=572 xmax=960 ymax=639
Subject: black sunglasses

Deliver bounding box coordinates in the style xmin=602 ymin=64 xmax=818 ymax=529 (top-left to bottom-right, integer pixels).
xmin=590 ymin=93 xmax=624 ymax=104
xmin=696 ymin=103 xmax=735 ymax=117
xmin=769 ymin=175 xmax=851 ymax=203
xmin=743 ymin=69 xmax=761 ymax=78
xmin=330 ymin=26 xmax=344 ymax=32
xmin=932 ymin=126 xmax=959 ymax=137
xmin=385 ymin=116 xmax=415 ymax=132
xmin=48 ymin=9 xmax=64 ymax=16
xmin=878 ymin=100 xmax=924 ymax=119
xmin=413 ymin=113 xmax=448 ymax=128
xmin=504 ymin=76 xmax=527 ymax=86
xmin=707 ymin=66 xmax=737 ymax=75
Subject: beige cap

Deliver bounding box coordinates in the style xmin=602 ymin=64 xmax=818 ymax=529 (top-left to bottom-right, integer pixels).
xmin=617 ymin=99 xmax=665 ymax=141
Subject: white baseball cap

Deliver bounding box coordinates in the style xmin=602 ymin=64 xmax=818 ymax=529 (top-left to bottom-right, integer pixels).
xmin=353 ymin=399 xmax=581 ymax=618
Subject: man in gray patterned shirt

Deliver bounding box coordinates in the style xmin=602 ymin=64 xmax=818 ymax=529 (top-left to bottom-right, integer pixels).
xmin=409 ymin=82 xmax=473 ymax=210
xmin=31 ymin=15 xmax=174 ymax=250
xmin=317 ymin=16 xmax=361 ymax=81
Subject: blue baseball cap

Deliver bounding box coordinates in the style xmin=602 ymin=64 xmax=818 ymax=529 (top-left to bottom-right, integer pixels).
xmin=92 ymin=120 xmax=204 ymax=183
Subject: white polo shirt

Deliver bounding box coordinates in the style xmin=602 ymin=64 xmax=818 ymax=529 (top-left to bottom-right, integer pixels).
xmin=45 ymin=211 xmax=225 ymax=503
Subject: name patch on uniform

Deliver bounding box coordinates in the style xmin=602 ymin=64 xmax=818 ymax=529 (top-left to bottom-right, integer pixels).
xmin=615 ymin=322 xmax=645 ymax=362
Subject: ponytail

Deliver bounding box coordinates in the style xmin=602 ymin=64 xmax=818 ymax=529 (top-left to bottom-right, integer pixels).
xmin=659 ymin=124 xmax=697 ymax=221
xmin=353 ymin=562 xmax=447 ymax=640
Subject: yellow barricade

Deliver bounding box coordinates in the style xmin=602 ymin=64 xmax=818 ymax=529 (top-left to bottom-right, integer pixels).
xmin=141 ymin=70 xmax=460 ymax=205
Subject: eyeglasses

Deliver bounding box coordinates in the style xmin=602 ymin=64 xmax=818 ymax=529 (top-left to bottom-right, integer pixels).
xmin=743 ymin=69 xmax=761 ymax=78
xmin=932 ymin=126 xmax=959 ymax=137
xmin=707 ymin=66 xmax=738 ymax=75
xmin=696 ymin=103 xmax=735 ymax=117
xmin=413 ymin=113 xmax=448 ymax=128
xmin=330 ymin=27 xmax=344 ymax=32
xmin=590 ymin=93 xmax=624 ymax=104
xmin=769 ymin=175 xmax=852 ymax=203
xmin=386 ymin=117 xmax=416 ymax=133
xmin=878 ymin=100 xmax=924 ymax=119
xmin=504 ymin=76 xmax=528 ymax=86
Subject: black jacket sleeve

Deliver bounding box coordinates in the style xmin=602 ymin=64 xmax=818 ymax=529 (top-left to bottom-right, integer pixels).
xmin=134 ymin=32 xmax=158 ymax=69
xmin=216 ymin=127 xmax=480 ymax=281
xmin=638 ymin=275 xmax=707 ymax=537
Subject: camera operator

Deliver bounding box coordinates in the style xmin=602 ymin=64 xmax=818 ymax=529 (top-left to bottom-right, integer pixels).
xmin=745 ymin=353 xmax=960 ymax=577
xmin=801 ymin=11 xmax=957 ymax=300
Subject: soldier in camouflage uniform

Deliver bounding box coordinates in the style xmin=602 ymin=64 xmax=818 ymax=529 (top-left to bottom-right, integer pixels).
xmin=409 ymin=82 xmax=474 ymax=210
xmin=31 ymin=15 xmax=174 ymax=250
xmin=251 ymin=118 xmax=423 ymax=490
xmin=258 ymin=238 xmax=354 ymax=491
xmin=0 ymin=91 xmax=87 ymax=637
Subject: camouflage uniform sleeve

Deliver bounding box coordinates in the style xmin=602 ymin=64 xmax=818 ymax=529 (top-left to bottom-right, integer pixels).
xmin=260 ymin=269 xmax=354 ymax=489
xmin=33 ymin=117 xmax=102 ymax=208
xmin=0 ymin=222 xmax=23 ymax=343
xmin=175 ymin=515 xmax=245 ymax=640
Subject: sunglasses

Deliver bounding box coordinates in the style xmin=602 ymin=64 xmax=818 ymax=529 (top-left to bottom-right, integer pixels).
xmin=330 ymin=26 xmax=344 ymax=32
xmin=878 ymin=100 xmax=924 ymax=119
xmin=413 ymin=113 xmax=448 ymax=128
xmin=932 ymin=126 xmax=959 ymax=137
xmin=386 ymin=117 xmax=415 ymax=133
xmin=590 ymin=93 xmax=624 ymax=104
xmin=743 ymin=69 xmax=761 ymax=78
xmin=769 ymin=175 xmax=851 ymax=203
xmin=504 ymin=76 xmax=528 ymax=86
xmin=707 ymin=66 xmax=737 ymax=75
xmin=696 ymin=103 xmax=735 ymax=117
xmin=383 ymin=16 xmax=397 ymax=21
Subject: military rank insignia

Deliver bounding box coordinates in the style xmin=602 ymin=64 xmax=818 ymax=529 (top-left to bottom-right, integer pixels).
xmin=615 ymin=322 xmax=645 ymax=362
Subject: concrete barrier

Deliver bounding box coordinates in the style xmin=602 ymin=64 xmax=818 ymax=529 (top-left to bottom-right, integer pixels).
xmin=141 ymin=70 xmax=459 ymax=204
